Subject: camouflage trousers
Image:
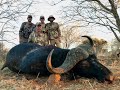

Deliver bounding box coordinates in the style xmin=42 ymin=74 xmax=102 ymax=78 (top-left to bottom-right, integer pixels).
xmin=49 ymin=39 xmax=61 ymax=48
xmin=38 ymin=40 xmax=49 ymax=46
xmin=19 ymin=36 xmax=28 ymax=44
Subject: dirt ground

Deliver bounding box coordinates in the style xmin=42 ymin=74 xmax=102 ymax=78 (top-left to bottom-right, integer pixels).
xmin=0 ymin=60 xmax=120 ymax=90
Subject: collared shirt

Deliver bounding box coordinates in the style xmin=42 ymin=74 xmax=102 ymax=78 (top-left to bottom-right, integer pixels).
xmin=45 ymin=22 xmax=61 ymax=40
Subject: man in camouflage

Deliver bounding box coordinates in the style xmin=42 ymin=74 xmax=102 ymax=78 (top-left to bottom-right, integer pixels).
xmin=45 ymin=15 xmax=61 ymax=47
xmin=28 ymin=22 xmax=48 ymax=46
xmin=19 ymin=15 xmax=35 ymax=43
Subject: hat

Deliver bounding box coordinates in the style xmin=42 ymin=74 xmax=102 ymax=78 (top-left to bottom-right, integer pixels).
xmin=27 ymin=15 xmax=32 ymax=18
xmin=36 ymin=22 xmax=41 ymax=26
xmin=40 ymin=16 xmax=45 ymax=19
xmin=48 ymin=15 xmax=55 ymax=21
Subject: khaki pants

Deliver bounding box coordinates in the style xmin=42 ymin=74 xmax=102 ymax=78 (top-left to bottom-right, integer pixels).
xmin=38 ymin=34 xmax=49 ymax=46
xmin=43 ymin=34 xmax=49 ymax=46
xmin=50 ymin=39 xmax=61 ymax=48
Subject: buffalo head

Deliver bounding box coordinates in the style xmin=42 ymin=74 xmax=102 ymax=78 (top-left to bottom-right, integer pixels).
xmin=46 ymin=36 xmax=114 ymax=83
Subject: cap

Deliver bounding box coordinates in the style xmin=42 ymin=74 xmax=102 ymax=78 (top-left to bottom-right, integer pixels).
xmin=27 ymin=15 xmax=32 ymax=18
xmin=36 ymin=22 xmax=41 ymax=26
xmin=40 ymin=16 xmax=45 ymax=19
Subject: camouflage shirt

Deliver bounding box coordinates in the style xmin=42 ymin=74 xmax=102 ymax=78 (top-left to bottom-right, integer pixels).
xmin=19 ymin=22 xmax=35 ymax=39
xmin=45 ymin=22 xmax=61 ymax=40
xmin=41 ymin=23 xmax=46 ymax=32
xmin=28 ymin=30 xmax=48 ymax=46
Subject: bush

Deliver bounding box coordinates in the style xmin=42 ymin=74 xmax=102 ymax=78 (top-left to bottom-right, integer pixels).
xmin=0 ymin=43 xmax=8 ymax=62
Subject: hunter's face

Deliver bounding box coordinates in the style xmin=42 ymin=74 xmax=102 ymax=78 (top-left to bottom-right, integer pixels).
xmin=49 ymin=18 xmax=54 ymax=22
xmin=40 ymin=18 xmax=45 ymax=23
xmin=27 ymin=17 xmax=32 ymax=22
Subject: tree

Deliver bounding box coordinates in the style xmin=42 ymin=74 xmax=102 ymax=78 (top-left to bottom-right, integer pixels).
xmin=58 ymin=0 xmax=120 ymax=42
xmin=83 ymin=37 xmax=107 ymax=55
xmin=111 ymin=37 xmax=120 ymax=50
xmin=61 ymin=26 xmax=82 ymax=49
xmin=110 ymin=37 xmax=120 ymax=57
xmin=0 ymin=0 xmax=36 ymax=44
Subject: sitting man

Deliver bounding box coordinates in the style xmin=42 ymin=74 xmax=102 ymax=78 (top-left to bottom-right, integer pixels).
xmin=28 ymin=22 xmax=48 ymax=46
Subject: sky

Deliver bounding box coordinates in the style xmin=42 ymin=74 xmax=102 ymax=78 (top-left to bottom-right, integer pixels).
xmin=2 ymin=0 xmax=117 ymax=49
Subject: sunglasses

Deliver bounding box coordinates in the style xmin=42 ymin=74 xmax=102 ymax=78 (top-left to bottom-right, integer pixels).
xmin=37 ymin=24 xmax=41 ymax=26
xmin=40 ymin=18 xmax=45 ymax=19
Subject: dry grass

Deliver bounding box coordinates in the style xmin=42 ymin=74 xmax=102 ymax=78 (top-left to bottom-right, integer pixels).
xmin=0 ymin=59 xmax=120 ymax=90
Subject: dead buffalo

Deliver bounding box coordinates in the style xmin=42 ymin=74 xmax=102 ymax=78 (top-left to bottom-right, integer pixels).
xmin=1 ymin=43 xmax=41 ymax=72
